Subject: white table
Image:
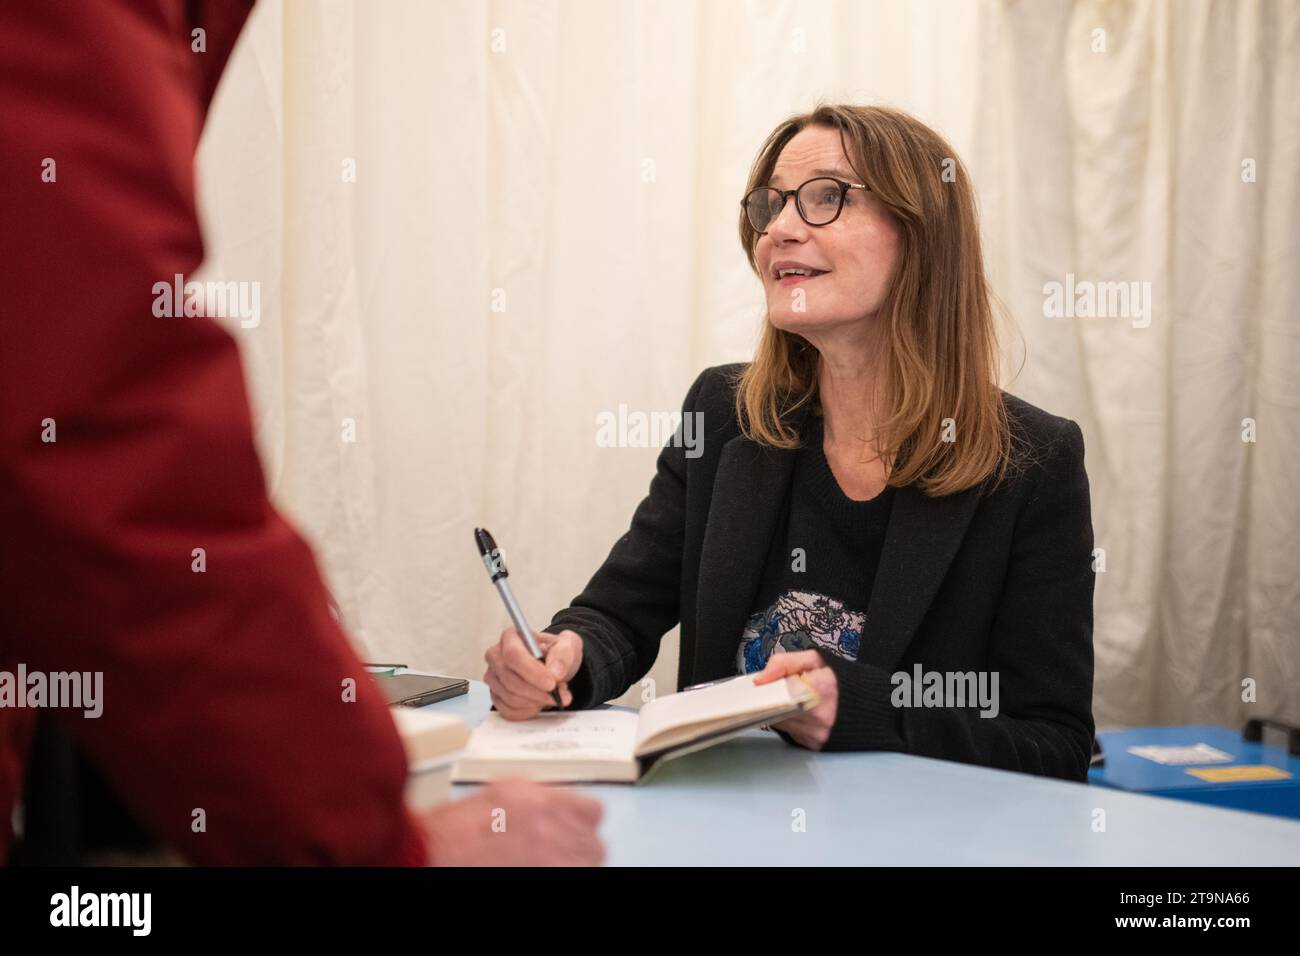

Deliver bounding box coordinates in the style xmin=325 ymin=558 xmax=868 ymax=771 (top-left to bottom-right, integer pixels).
xmin=421 ymin=681 xmax=1300 ymax=865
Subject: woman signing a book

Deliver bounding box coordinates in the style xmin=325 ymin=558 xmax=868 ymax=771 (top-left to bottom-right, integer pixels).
xmin=482 ymin=104 xmax=1096 ymax=782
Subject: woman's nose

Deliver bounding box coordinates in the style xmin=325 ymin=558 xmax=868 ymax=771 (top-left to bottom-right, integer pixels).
xmin=765 ymin=195 xmax=808 ymax=242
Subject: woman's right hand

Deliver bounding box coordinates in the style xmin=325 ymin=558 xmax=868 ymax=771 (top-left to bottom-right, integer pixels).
xmin=483 ymin=627 xmax=584 ymax=720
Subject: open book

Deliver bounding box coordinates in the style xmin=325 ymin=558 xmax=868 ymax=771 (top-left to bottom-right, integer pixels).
xmin=452 ymin=674 xmax=816 ymax=784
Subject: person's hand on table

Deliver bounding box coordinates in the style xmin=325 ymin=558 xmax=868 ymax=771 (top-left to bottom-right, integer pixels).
xmin=420 ymin=779 xmax=604 ymax=866
xmin=484 ymin=627 xmax=583 ymax=720
xmin=752 ymin=649 xmax=839 ymax=750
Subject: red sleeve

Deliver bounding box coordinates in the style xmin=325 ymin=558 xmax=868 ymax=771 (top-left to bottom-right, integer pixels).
xmin=0 ymin=0 xmax=426 ymax=865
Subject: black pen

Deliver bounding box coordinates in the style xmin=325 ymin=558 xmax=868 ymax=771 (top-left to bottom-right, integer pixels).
xmin=474 ymin=527 xmax=564 ymax=708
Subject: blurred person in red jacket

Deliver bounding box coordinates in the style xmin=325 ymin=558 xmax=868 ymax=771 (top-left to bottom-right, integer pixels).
xmin=0 ymin=0 xmax=602 ymax=866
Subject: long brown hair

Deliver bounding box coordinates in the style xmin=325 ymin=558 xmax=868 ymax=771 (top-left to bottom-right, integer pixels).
xmin=735 ymin=103 xmax=1012 ymax=496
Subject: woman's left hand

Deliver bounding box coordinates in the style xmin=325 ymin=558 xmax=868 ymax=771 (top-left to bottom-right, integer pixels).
xmin=752 ymin=650 xmax=839 ymax=750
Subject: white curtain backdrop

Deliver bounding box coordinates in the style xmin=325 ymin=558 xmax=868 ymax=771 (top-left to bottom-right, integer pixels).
xmin=195 ymin=0 xmax=1299 ymax=726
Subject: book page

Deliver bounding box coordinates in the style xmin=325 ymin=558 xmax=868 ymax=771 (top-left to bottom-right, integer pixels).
xmin=462 ymin=710 xmax=640 ymax=763
xmin=633 ymin=675 xmax=807 ymax=755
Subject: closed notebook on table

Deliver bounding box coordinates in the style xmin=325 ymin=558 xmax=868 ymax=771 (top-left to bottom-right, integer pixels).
xmin=453 ymin=675 xmax=816 ymax=784
xmin=391 ymin=706 xmax=471 ymax=808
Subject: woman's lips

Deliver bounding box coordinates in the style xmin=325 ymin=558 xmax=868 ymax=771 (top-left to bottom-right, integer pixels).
xmin=776 ymin=272 xmax=828 ymax=286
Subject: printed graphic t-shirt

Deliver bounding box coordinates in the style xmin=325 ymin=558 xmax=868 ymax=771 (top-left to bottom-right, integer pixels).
xmin=737 ymin=415 xmax=895 ymax=674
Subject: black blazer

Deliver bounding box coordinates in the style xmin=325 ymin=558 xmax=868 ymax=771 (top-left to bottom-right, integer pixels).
xmin=546 ymin=364 xmax=1095 ymax=781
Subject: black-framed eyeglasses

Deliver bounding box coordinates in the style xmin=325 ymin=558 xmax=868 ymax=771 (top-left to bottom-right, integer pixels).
xmin=741 ymin=176 xmax=868 ymax=234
